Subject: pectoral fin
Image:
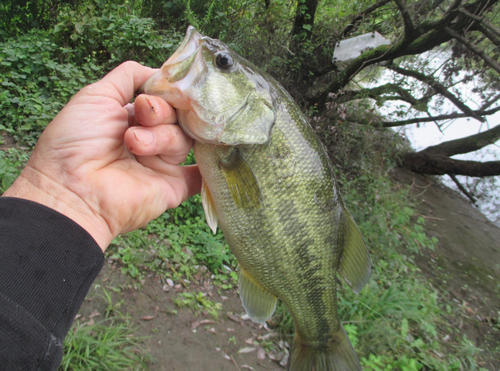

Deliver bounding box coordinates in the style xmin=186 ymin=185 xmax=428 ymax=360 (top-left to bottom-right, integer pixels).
xmin=201 ymin=179 xmax=218 ymax=234
xmin=219 ymin=149 xmax=263 ymax=208
xmin=338 ymin=207 xmax=371 ymax=294
xmin=238 ymin=266 xmax=277 ymax=323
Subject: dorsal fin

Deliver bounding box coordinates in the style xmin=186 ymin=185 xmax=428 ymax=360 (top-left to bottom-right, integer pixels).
xmin=338 ymin=207 xmax=371 ymax=294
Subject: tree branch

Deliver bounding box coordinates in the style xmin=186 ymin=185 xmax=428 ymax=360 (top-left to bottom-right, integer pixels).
xmin=415 ymin=0 xmax=462 ymax=34
xmin=479 ymin=92 xmax=500 ymax=112
xmin=476 ymin=23 xmax=500 ymax=49
xmin=458 ymin=6 xmax=500 ymax=37
xmin=306 ymin=0 xmax=496 ymax=108
xmin=381 ymin=106 xmax=500 ymax=127
xmin=333 ymin=83 xmax=425 ymax=105
xmin=388 ymin=65 xmax=485 ymax=122
xmin=400 ymin=153 xmax=500 ymax=177
xmin=449 ymin=174 xmax=477 ymax=204
xmin=445 ymin=27 xmax=500 ymax=75
xmin=422 ymin=124 xmax=500 ymax=157
xmin=394 ymin=0 xmax=416 ymax=40
xmin=342 ymin=0 xmax=392 ymax=38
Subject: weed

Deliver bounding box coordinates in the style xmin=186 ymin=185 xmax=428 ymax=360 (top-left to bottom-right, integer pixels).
xmin=173 ymin=291 xmax=222 ymax=318
xmin=60 ymin=287 xmax=151 ymax=370
xmin=60 ymin=318 xmax=151 ymax=371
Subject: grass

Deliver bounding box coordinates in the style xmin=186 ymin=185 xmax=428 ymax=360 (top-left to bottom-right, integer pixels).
xmin=1 ymin=9 xmax=496 ymax=370
xmin=60 ymin=318 xmax=151 ymax=371
xmin=60 ymin=288 xmax=151 ymax=371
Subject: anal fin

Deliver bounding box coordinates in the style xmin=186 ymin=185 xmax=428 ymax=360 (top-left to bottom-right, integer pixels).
xmin=338 ymin=207 xmax=371 ymax=294
xmin=201 ymin=179 xmax=218 ymax=234
xmin=238 ymin=266 xmax=277 ymax=323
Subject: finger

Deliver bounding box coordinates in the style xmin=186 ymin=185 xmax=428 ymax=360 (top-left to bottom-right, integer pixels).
xmin=135 ymin=95 xmax=177 ymax=126
xmin=77 ymin=61 xmax=157 ymax=106
xmin=124 ymin=103 xmax=136 ymax=127
xmin=124 ymin=124 xmax=193 ymax=162
xmin=138 ymin=156 xmax=202 ymax=206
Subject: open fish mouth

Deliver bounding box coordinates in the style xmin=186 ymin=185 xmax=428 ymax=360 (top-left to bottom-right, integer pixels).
xmin=139 ymin=27 xmax=205 ymax=107
xmin=162 ymin=26 xmax=203 ymax=83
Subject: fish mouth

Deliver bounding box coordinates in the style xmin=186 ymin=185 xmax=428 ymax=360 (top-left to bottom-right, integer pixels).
xmin=162 ymin=26 xmax=203 ymax=83
xmin=139 ymin=26 xmax=204 ymax=107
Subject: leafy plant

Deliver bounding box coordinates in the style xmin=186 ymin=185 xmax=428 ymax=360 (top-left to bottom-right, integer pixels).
xmin=60 ymin=288 xmax=151 ymax=371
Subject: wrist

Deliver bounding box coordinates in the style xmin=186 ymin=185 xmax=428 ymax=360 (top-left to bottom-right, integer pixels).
xmin=3 ymin=165 xmax=113 ymax=251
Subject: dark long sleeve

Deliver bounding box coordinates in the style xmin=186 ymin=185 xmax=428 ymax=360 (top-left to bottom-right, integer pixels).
xmin=0 ymin=197 xmax=104 ymax=370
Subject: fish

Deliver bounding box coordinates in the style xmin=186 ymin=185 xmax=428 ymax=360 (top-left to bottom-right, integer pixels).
xmin=141 ymin=26 xmax=371 ymax=371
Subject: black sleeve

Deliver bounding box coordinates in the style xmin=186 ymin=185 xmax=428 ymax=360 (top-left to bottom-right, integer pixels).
xmin=0 ymin=197 xmax=104 ymax=371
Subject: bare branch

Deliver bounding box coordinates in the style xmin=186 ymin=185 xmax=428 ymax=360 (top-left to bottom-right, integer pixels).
xmin=458 ymin=6 xmax=500 ymax=37
xmin=476 ymin=23 xmax=500 ymax=49
xmin=388 ymin=65 xmax=485 ymax=122
xmin=445 ymin=27 xmax=500 ymax=74
xmin=479 ymin=93 xmax=500 ymax=112
xmin=381 ymin=106 xmax=500 ymax=127
xmin=423 ymin=123 xmax=500 ymax=156
xmin=449 ymin=174 xmax=477 ymax=203
xmin=400 ymin=153 xmax=500 ymax=177
xmin=334 ymin=83 xmax=425 ymax=105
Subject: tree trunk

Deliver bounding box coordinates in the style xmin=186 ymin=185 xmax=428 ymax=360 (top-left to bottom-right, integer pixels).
xmin=290 ymin=0 xmax=319 ymax=52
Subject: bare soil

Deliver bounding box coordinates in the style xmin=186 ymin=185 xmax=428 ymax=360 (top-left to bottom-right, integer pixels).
xmin=78 ymin=168 xmax=500 ymax=371
xmin=392 ymin=168 xmax=500 ymax=370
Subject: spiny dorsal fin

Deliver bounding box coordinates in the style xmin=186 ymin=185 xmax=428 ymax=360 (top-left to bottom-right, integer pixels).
xmin=238 ymin=265 xmax=277 ymax=323
xmin=219 ymin=149 xmax=263 ymax=208
xmin=201 ymin=179 xmax=218 ymax=234
xmin=338 ymin=207 xmax=371 ymax=294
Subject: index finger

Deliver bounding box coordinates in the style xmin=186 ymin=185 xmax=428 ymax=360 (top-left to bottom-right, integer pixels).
xmin=80 ymin=61 xmax=157 ymax=106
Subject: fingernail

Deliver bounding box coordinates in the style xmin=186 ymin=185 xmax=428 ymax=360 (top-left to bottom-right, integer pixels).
xmin=133 ymin=129 xmax=154 ymax=146
xmin=145 ymin=96 xmax=156 ymax=113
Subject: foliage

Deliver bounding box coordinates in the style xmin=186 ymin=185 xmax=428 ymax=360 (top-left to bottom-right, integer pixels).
xmin=1 ymin=1 xmax=497 ymax=369
xmin=173 ymin=291 xmax=222 ymax=318
xmin=60 ymin=288 xmax=151 ymax=371
xmin=0 ymin=1 xmax=182 ymax=147
xmin=0 ymin=148 xmax=29 ymax=192
xmin=0 ymin=29 xmax=98 ymax=145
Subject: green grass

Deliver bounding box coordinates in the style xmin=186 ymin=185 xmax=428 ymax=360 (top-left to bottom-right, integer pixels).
xmin=60 ymin=318 xmax=151 ymax=371
xmin=0 ymin=5 xmax=495 ymax=370
xmin=60 ymin=288 xmax=151 ymax=371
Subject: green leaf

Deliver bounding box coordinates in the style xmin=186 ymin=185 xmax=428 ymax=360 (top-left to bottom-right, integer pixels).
xmin=2 ymin=172 xmax=17 ymax=191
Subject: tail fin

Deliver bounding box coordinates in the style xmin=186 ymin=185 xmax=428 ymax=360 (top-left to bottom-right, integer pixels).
xmin=288 ymin=325 xmax=361 ymax=371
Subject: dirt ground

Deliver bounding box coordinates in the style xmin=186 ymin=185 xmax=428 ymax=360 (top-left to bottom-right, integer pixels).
xmin=77 ymin=167 xmax=500 ymax=371
xmin=392 ymin=169 xmax=500 ymax=370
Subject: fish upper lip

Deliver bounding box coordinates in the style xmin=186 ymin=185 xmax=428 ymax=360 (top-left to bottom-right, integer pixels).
xmin=164 ymin=26 xmax=203 ymax=67
xmin=161 ymin=26 xmax=203 ymax=83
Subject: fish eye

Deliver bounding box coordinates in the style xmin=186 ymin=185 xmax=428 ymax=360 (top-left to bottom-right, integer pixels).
xmin=215 ymin=52 xmax=234 ymax=70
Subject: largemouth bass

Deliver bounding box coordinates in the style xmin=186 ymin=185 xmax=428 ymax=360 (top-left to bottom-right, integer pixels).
xmin=141 ymin=26 xmax=371 ymax=371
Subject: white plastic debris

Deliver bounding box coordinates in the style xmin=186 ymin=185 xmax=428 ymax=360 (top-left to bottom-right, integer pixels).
xmin=333 ymin=32 xmax=390 ymax=69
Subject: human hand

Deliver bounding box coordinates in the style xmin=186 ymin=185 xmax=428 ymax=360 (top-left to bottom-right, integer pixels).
xmin=3 ymin=61 xmax=201 ymax=250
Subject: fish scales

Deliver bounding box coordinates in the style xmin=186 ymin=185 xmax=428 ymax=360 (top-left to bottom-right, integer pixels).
xmin=141 ymin=26 xmax=371 ymax=371
xmin=195 ymin=93 xmax=341 ymax=346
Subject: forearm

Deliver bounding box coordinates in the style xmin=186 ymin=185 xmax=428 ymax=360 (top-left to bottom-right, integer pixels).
xmin=0 ymin=197 xmax=104 ymax=370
